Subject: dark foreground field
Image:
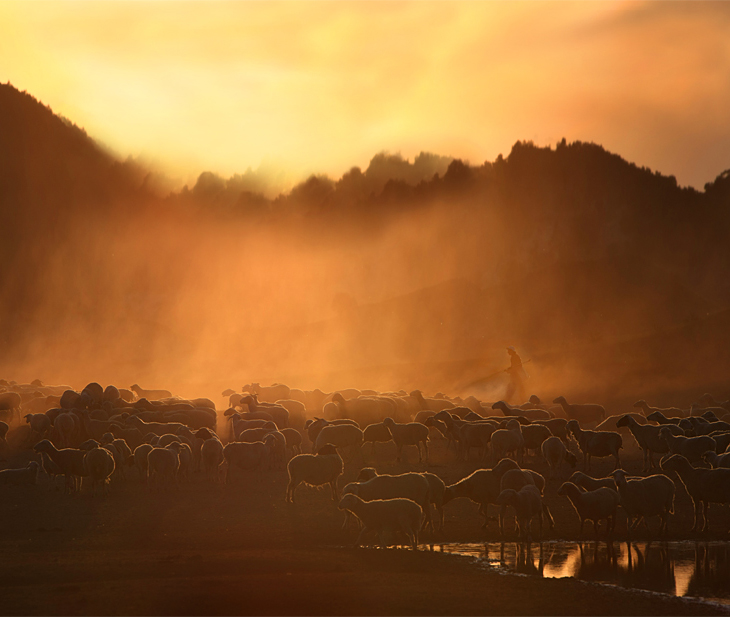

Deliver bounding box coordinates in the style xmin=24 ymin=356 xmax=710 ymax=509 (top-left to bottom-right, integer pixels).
xmin=1 ymin=427 xmax=729 ymax=616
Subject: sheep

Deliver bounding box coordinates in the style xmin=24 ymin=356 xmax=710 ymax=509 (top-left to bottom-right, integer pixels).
xmin=342 ymin=472 xmax=432 ymax=531
xmin=157 ymin=434 xmax=181 ymax=447
xmin=338 ymin=494 xmax=422 ymax=549
xmin=313 ymin=423 xmax=364 ymax=463
xmin=702 ymin=450 xmax=730 ymax=469
xmin=492 ymin=400 xmax=550 ymax=422
xmin=237 ymin=427 xmax=276 ymax=443
xmin=242 ymin=382 xmax=291 ymax=404
xmin=275 ymin=398 xmax=306 ymax=429
xmin=410 ymin=389 xmax=455 ymax=412
xmin=0 ymin=461 xmax=40 ymax=486
xmin=646 ymin=411 xmax=681 ymax=425
xmin=130 ymin=384 xmax=172 ymax=400
xmin=633 ymin=400 xmax=686 ymax=419
xmin=53 ymin=412 xmax=78 ymax=449
xmin=239 ymin=395 xmax=289 ymax=428
xmin=167 ymin=441 xmax=193 ymax=481
xmin=125 ymin=415 xmax=186 ymax=438
xmin=147 ymin=446 xmax=179 ymax=491
xmin=520 ymin=423 xmax=552 ymax=457
xmin=658 ymin=426 xmax=715 ymax=465
xmin=199 ymin=432 xmax=225 ymax=483
xmin=683 ymin=419 xmax=730 ymax=436
xmin=567 ymin=420 xmax=622 ymax=471
xmin=533 ymin=418 xmax=572 ymax=445
xmin=661 ymin=454 xmax=730 ymax=532
xmin=612 ymin=469 xmax=674 ymax=535
xmin=490 ymin=419 xmax=524 ymax=464
xmin=553 ymin=396 xmax=605 ymax=425
xmin=263 ymin=431 xmax=287 ymax=469
xmin=413 ymin=410 xmax=436 ymax=424
xmin=362 ymin=422 xmax=393 ymax=457
xmin=304 ymin=417 xmax=360 ymax=445
xmin=33 ymin=439 xmax=86 ymax=493
xmin=557 ymin=481 xmax=620 ymax=538
xmin=496 ymin=485 xmax=551 ymax=540
xmin=279 ymin=427 xmax=302 ymax=458
xmin=498 ymin=468 xmax=549 ymax=536
xmin=223 ymin=441 xmax=270 ymax=482
xmin=541 ymin=436 xmax=577 ymax=479
xmin=331 ymin=392 xmax=396 ymax=426
xmin=457 ymin=422 xmax=495 ymax=461
xmin=568 ymin=471 xmax=617 ymax=492
xmin=83 ymin=446 xmax=116 ymax=496
xmin=286 ymin=443 xmax=343 ymax=503
xmin=0 ymin=391 xmax=22 ymax=422
xmin=24 ymin=413 xmax=51 ymax=442
xmin=443 ymin=458 xmax=520 ymax=529
xmin=616 ymin=414 xmax=677 ymax=471
xmin=132 ymin=443 xmax=154 ymax=482
xmin=381 ymin=417 xmax=429 ymax=463
xmin=40 ymin=452 xmax=64 ymax=489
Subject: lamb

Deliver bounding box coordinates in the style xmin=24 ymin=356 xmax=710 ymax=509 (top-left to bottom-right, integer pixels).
xmin=342 ymin=472 xmax=432 ymax=531
xmin=634 ymin=400 xmax=686 ymax=419
xmin=540 ymin=436 xmax=577 ymax=479
xmin=263 ymin=430 xmax=287 ymax=469
xmin=661 ymin=454 xmax=730 ymax=532
xmin=658 ymin=427 xmax=715 ymax=465
xmin=313 ymin=423 xmax=364 ymax=462
xmin=199 ymin=431 xmax=225 ymax=483
xmin=498 ymin=468 xmax=550 ymax=536
xmin=33 ymin=439 xmax=86 ymax=493
xmin=612 ymin=469 xmax=674 ymax=535
xmin=496 ymin=485 xmax=551 ymax=540
xmin=286 ymin=443 xmax=343 ymax=503
xmin=130 ymin=384 xmax=172 ymax=400
xmin=557 ymin=481 xmax=620 ymax=538
xmin=490 ymin=419 xmax=524 ymax=464
xmin=0 ymin=461 xmax=40 ymax=486
xmin=146 ymin=446 xmax=179 ymax=491
xmin=83 ymin=446 xmax=116 ymax=496
xmin=382 ymin=417 xmax=429 ymax=463
xmin=443 ymin=458 xmax=521 ymax=529
xmin=223 ymin=441 xmax=270 ymax=482
xmin=338 ymin=493 xmax=422 ymax=549
xmin=553 ymin=396 xmax=606 ymax=425
xmin=616 ymin=414 xmax=675 ymax=471
xmin=702 ymin=450 xmax=730 ymax=469
xmin=567 ymin=420 xmax=622 ymax=471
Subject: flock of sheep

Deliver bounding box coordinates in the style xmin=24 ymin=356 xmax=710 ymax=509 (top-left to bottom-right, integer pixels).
xmin=2 ymin=377 xmax=730 ymax=549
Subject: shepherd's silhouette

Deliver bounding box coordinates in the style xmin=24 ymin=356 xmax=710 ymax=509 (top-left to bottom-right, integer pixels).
xmin=505 ymin=346 xmax=528 ymax=404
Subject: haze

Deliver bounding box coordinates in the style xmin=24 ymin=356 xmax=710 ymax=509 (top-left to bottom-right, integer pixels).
xmin=2 ymin=1 xmax=730 ymax=189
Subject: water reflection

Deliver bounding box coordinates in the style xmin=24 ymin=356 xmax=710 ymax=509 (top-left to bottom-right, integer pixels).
xmin=431 ymin=541 xmax=730 ymax=605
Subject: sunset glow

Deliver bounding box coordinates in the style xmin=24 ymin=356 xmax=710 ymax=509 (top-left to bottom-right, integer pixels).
xmin=2 ymin=1 xmax=729 ymax=188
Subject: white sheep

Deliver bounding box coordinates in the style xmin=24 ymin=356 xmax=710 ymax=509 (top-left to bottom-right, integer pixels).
xmin=381 ymin=417 xmax=429 ymax=463
xmin=132 ymin=443 xmax=154 ymax=483
xmin=147 ymin=446 xmax=179 ymax=491
xmin=338 ymin=493 xmax=422 ymax=549
xmin=496 ymin=485 xmax=551 ymax=541
xmin=130 ymin=384 xmax=172 ymax=400
xmin=553 ymin=396 xmax=605 ymax=426
xmin=33 ymin=439 xmax=86 ymax=493
xmin=167 ymin=441 xmax=193 ymax=481
xmin=634 ymin=400 xmax=686 ymax=419
xmin=83 ymin=446 xmax=116 ymax=496
xmin=286 ymin=444 xmax=343 ymax=503
xmin=541 ymin=436 xmax=577 ymax=479
xmin=658 ymin=427 xmax=715 ymax=465
xmin=263 ymin=431 xmax=287 ymax=469
xmin=0 ymin=461 xmax=40 ymax=486
xmin=612 ymin=469 xmax=674 ymax=535
xmin=567 ymin=420 xmax=622 ymax=471
xmin=557 ymin=481 xmax=620 ymax=538
xmin=313 ymin=423 xmax=364 ymax=463
xmin=661 ymin=454 xmax=730 ymax=532
xmin=490 ymin=419 xmax=524 ymax=464
xmin=24 ymin=413 xmax=51 ymax=442
xmin=362 ymin=422 xmax=394 ymax=457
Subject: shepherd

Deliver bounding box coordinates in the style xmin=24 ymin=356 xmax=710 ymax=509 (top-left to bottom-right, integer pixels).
xmin=504 ymin=346 xmax=528 ymax=404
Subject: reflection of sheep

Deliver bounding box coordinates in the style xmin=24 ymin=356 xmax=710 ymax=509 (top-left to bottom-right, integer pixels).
xmin=553 ymin=396 xmax=605 ymax=425
xmin=496 ymin=485 xmax=551 ymax=540
xmin=541 ymin=436 xmax=577 ymax=479
xmin=338 ymin=494 xmax=422 ymax=549
xmin=0 ymin=461 xmax=40 ymax=485
xmin=557 ymin=481 xmax=620 ymax=538
xmin=286 ymin=444 xmax=343 ymax=503
xmin=567 ymin=420 xmax=622 ymax=471
xmin=382 ymin=417 xmax=429 ymax=463
xmin=661 ymin=454 xmax=730 ymax=532
xmin=130 ymin=384 xmax=172 ymax=400
xmin=612 ymin=469 xmax=674 ymax=535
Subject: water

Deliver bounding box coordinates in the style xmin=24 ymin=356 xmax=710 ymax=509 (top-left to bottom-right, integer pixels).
xmin=429 ymin=541 xmax=730 ymax=606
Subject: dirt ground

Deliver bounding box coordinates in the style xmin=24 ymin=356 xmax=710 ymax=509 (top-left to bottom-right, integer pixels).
xmin=1 ymin=424 xmax=729 ymax=616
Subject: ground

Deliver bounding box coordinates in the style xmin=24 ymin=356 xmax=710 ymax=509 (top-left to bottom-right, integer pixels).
xmin=0 ymin=423 xmax=728 ymax=616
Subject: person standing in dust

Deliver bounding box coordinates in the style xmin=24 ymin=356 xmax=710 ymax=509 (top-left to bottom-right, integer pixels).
xmin=504 ymin=346 xmax=527 ymax=404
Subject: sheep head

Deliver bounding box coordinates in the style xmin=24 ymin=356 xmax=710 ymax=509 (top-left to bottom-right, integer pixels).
xmin=553 ymin=396 xmax=567 ymax=405
xmin=356 ymin=467 xmax=377 ymax=482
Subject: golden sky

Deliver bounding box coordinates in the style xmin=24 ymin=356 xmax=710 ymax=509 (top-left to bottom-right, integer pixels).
xmin=2 ymin=1 xmax=729 ymax=189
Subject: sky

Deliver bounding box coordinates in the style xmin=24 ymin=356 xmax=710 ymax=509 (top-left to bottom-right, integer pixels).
xmin=1 ymin=1 xmax=729 ymax=190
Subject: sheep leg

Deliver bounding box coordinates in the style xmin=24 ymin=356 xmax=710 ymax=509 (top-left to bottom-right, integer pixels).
xmin=542 ymin=504 xmax=554 ymax=529
xmin=330 ymin=479 xmax=339 ymax=501
xmin=614 ymin=452 xmax=621 ymax=470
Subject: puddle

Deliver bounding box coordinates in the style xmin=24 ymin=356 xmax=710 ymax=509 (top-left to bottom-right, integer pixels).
xmin=429 ymin=541 xmax=730 ymax=606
